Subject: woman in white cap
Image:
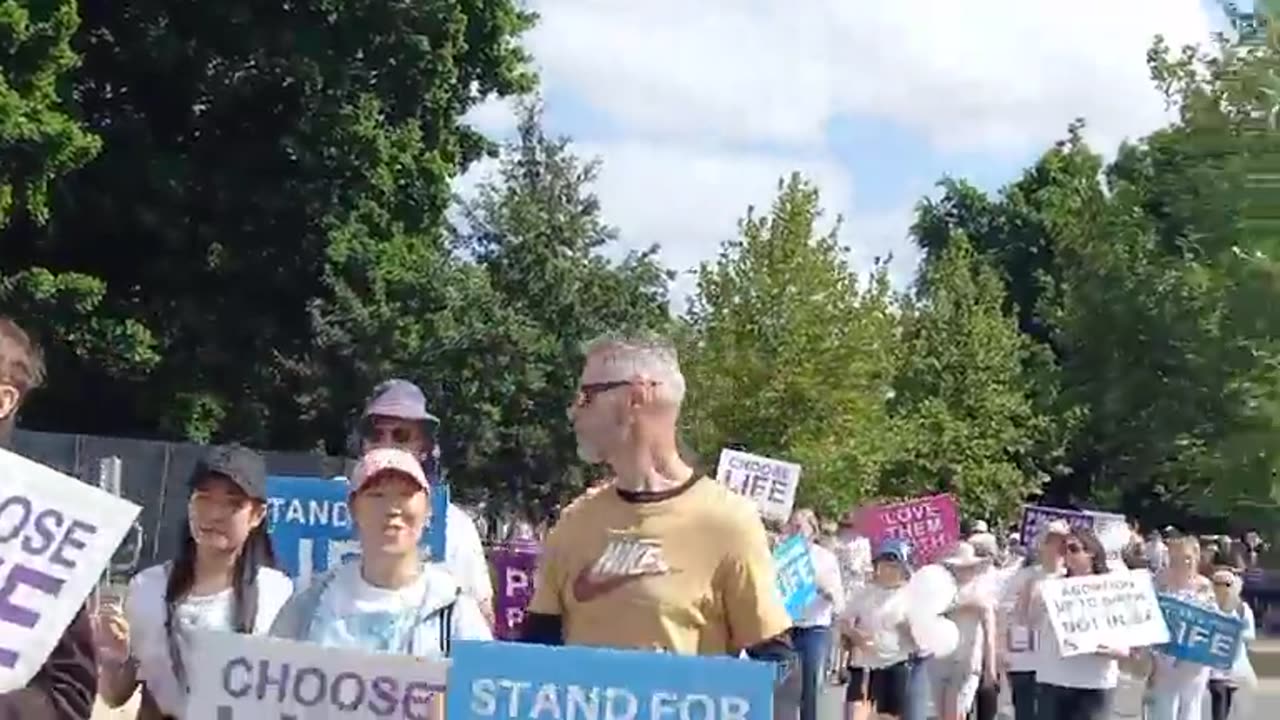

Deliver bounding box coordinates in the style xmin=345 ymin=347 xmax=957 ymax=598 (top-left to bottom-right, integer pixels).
xmin=930 ymin=541 xmax=996 ymax=720
xmin=1207 ymin=569 xmax=1255 ymax=720
xmin=270 ymin=447 xmax=492 ymax=655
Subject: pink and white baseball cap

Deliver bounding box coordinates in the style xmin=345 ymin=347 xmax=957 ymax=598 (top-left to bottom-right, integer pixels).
xmin=349 ymin=447 xmax=429 ymax=494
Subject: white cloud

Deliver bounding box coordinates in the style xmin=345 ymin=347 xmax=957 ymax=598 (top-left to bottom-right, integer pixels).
xmin=576 ymin=140 xmax=860 ymax=306
xmin=527 ymin=0 xmax=1212 ymax=156
xmin=457 ymin=0 xmax=1219 ymax=306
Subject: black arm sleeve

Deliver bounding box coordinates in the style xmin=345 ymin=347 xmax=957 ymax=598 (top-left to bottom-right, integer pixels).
xmin=744 ymin=632 xmax=798 ymax=684
xmin=519 ymin=612 xmax=564 ymax=646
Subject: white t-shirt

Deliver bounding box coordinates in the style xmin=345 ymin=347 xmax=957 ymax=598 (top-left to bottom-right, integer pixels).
xmin=1001 ymin=564 xmax=1059 ymax=674
xmin=1033 ymin=570 xmax=1126 ymax=689
xmin=797 ymin=542 xmax=845 ymax=628
xmin=126 ymin=563 xmax=294 ymax=718
xmin=306 ymin=561 xmax=491 ymax=655
xmin=942 ymin=580 xmax=989 ymax=674
xmin=844 ymin=583 xmax=912 ymax=669
xmin=445 ymin=502 xmax=494 ymax=606
xmin=1036 ymin=649 xmax=1124 ymax=690
xmin=1209 ymin=602 xmax=1256 ymax=682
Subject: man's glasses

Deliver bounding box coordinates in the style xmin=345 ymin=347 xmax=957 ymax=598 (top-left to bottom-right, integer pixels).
xmin=573 ymin=380 xmax=634 ymax=408
xmin=363 ymin=425 xmax=418 ymax=447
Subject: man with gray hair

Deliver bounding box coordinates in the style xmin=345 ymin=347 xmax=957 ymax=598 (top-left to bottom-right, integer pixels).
xmin=523 ymin=334 xmax=795 ymax=672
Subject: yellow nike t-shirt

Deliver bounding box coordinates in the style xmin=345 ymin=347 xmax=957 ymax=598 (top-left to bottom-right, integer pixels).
xmin=528 ymin=476 xmax=792 ymax=654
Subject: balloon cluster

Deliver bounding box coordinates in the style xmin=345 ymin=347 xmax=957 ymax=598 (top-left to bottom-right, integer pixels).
xmin=902 ymin=565 xmax=960 ymax=657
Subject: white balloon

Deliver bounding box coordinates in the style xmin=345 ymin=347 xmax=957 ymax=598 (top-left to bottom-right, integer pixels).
xmin=911 ymin=615 xmax=960 ymax=658
xmin=903 ymin=564 xmax=958 ymax=617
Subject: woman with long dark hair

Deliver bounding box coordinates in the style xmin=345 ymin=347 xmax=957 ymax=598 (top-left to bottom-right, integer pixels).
xmin=1032 ymin=527 xmax=1130 ymax=720
xmin=95 ymin=446 xmax=293 ymax=720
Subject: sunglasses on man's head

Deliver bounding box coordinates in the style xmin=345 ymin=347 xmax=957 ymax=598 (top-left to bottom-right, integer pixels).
xmin=362 ymin=425 xmax=420 ymax=447
xmin=573 ymin=380 xmax=636 ymax=408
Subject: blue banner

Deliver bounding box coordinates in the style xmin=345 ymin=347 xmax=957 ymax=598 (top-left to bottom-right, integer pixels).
xmin=447 ymin=640 xmax=774 ymax=720
xmin=773 ymin=535 xmax=818 ymax=620
xmin=266 ymin=475 xmax=448 ymax=582
xmin=1156 ymin=594 xmax=1244 ymax=671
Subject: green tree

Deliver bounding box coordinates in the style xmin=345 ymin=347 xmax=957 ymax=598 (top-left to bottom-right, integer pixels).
xmin=0 ymin=0 xmax=158 ymax=394
xmin=886 ymin=233 xmax=1050 ymax=522
xmin=2 ymin=0 xmax=536 ymax=447
xmin=681 ymin=174 xmax=899 ymax=515
xmin=449 ymin=102 xmax=673 ymax=515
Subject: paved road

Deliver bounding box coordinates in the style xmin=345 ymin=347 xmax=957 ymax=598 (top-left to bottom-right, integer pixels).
xmin=816 ymin=677 xmax=1280 ymax=719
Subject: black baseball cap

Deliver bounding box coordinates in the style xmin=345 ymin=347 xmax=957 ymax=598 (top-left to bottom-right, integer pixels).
xmin=190 ymin=445 xmax=267 ymax=500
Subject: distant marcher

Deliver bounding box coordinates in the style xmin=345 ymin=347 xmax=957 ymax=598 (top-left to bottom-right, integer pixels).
xmin=1149 ymin=536 xmax=1215 ymax=720
xmin=1034 ymin=527 xmax=1129 ymax=720
xmin=1208 ymin=569 xmax=1256 ymax=720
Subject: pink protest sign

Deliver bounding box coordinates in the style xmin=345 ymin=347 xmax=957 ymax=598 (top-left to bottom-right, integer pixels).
xmin=858 ymin=494 xmax=960 ymax=565
xmin=491 ymin=542 xmax=540 ymax=640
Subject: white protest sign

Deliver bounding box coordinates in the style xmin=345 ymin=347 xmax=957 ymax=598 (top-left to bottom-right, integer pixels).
xmin=1040 ymin=569 xmax=1169 ymax=657
xmin=185 ymin=631 xmax=448 ymax=720
xmin=0 ymin=448 xmax=140 ymax=692
xmin=715 ymin=449 xmax=801 ymax=522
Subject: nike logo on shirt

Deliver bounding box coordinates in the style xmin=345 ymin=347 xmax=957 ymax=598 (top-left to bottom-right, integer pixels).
xmin=572 ymin=535 xmax=671 ymax=603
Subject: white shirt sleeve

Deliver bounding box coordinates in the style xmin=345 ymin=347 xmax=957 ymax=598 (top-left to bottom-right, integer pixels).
xmin=451 ymin=593 xmax=495 ymax=642
xmin=445 ymin=503 xmax=494 ymax=603
xmin=1242 ymin=602 xmax=1257 ymax=643
xmin=817 ymin=546 xmax=846 ymax=616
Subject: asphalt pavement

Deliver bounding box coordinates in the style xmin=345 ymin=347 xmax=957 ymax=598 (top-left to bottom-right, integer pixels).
xmin=816 ymin=676 xmax=1280 ymax=719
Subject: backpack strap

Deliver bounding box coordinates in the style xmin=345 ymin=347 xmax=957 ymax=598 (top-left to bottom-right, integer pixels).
xmin=438 ymin=596 xmax=457 ymax=656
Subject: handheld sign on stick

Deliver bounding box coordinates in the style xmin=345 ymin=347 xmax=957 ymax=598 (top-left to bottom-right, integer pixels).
xmin=93 ymin=457 xmax=123 ymax=613
xmin=714 ymin=449 xmax=801 ymax=522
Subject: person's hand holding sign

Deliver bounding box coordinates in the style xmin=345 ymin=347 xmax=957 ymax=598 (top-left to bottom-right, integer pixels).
xmin=94 ymin=600 xmax=130 ymax=664
xmin=93 ymin=595 xmax=140 ymax=707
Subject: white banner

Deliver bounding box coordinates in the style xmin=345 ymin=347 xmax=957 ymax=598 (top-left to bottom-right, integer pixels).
xmin=714 ymin=449 xmax=801 ymax=522
xmin=1040 ymin=569 xmax=1169 ymax=657
xmin=185 ymin=631 xmax=448 ymax=720
xmin=0 ymin=449 xmax=140 ymax=691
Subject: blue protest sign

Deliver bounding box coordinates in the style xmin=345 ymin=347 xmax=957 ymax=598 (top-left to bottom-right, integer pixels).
xmin=773 ymin=535 xmax=818 ymax=619
xmin=1156 ymin=594 xmax=1245 ymax=671
xmin=447 ymin=640 xmax=774 ymax=720
xmin=266 ymin=475 xmax=448 ymax=582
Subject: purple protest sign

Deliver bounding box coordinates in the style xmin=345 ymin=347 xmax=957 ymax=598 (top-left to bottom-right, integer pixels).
xmin=1019 ymin=505 xmax=1095 ymax=549
xmin=1019 ymin=505 xmax=1129 ymax=567
xmin=491 ymin=542 xmax=540 ymax=640
xmin=0 ymin=449 xmax=139 ymax=691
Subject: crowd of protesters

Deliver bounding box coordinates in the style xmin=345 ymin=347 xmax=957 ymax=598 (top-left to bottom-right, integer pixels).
xmin=0 ymin=315 xmax=1269 ymax=720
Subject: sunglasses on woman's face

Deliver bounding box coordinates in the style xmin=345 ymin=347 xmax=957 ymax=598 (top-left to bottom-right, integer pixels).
xmin=1214 ymin=581 xmax=1232 ymax=588
xmin=1065 ymin=542 xmax=1085 ymax=555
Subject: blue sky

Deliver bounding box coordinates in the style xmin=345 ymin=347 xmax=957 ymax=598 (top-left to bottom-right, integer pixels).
xmin=460 ymin=0 xmax=1225 ymax=302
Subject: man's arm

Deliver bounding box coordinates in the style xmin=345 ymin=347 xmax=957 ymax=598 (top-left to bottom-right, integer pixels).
xmin=718 ymin=511 xmax=797 ymax=681
xmin=0 ymin=604 xmax=97 ymax=720
xmin=519 ymin=528 xmax=564 ymax=646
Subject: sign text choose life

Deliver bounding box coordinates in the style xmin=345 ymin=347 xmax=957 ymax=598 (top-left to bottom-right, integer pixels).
xmin=714 ymin=450 xmax=801 ymax=522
